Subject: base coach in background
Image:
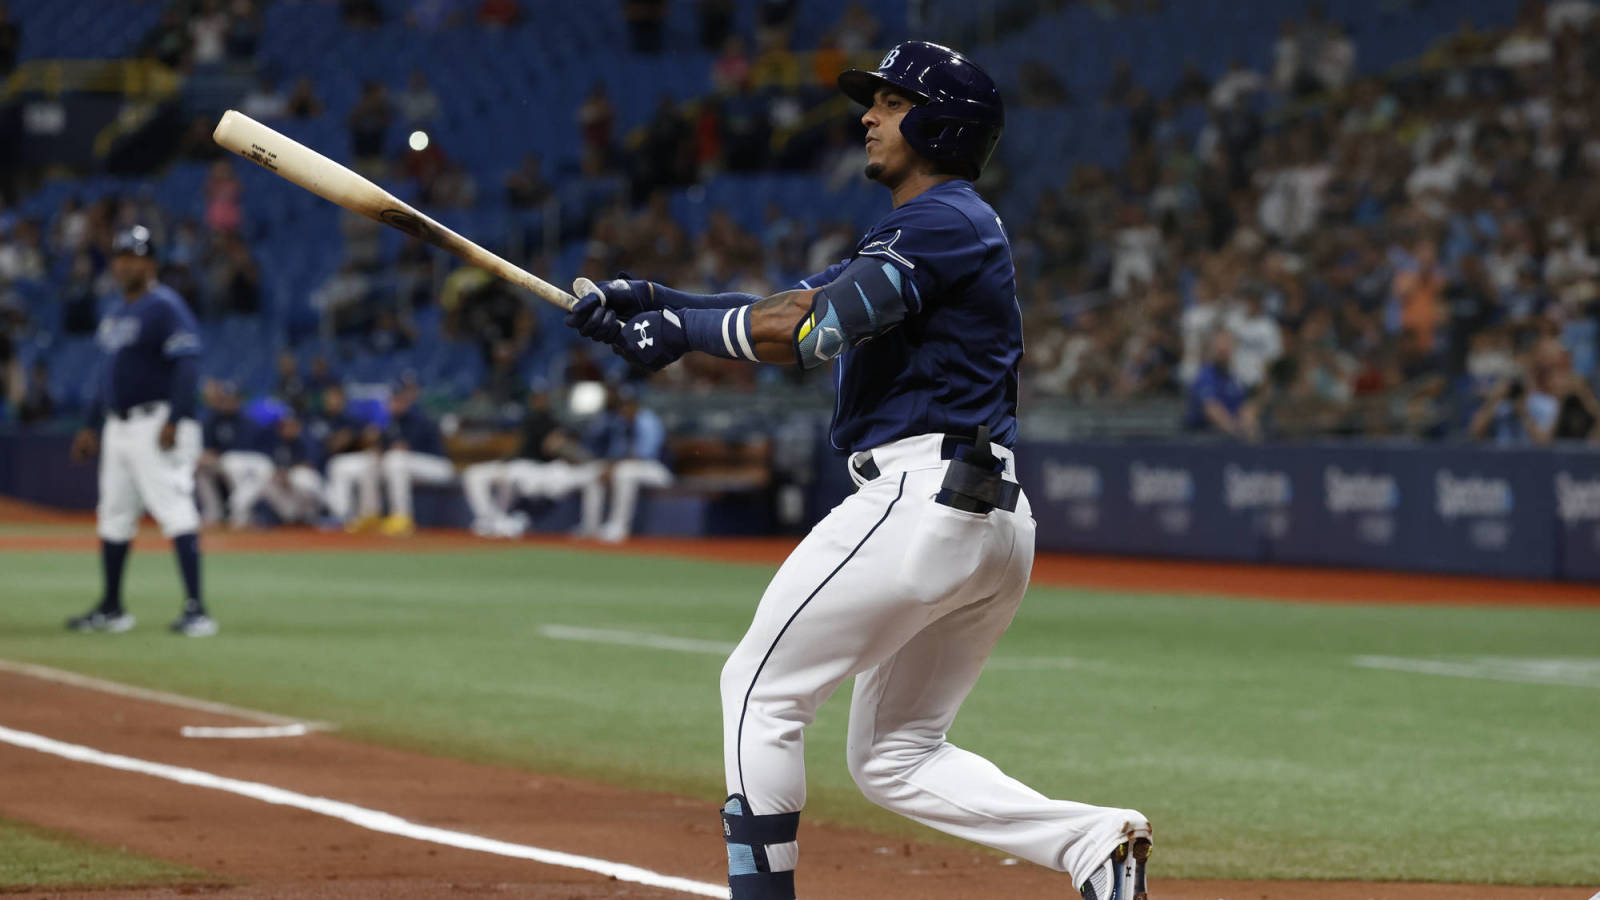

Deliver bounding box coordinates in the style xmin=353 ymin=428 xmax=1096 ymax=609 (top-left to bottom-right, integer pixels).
xmin=68 ymin=225 xmax=218 ymax=638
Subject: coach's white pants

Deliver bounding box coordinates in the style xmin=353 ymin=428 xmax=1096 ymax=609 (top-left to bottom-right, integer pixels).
xmin=381 ymin=449 xmax=456 ymax=519
xmin=260 ymin=465 xmax=325 ymax=524
xmin=580 ymin=459 xmax=672 ymax=540
xmin=219 ymin=450 xmax=274 ymax=528
xmin=719 ymin=434 xmax=1147 ymax=886
xmin=325 ymin=451 xmax=380 ymax=521
xmin=97 ymin=404 xmax=201 ymax=542
xmin=462 ymin=460 xmax=600 ymax=523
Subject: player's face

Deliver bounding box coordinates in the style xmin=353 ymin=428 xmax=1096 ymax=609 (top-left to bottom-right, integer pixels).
xmin=862 ymin=88 xmax=918 ymax=185
xmin=111 ymin=254 xmax=155 ymax=296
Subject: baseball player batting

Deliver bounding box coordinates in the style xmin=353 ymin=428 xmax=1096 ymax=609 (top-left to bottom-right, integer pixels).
xmin=566 ymin=42 xmax=1150 ymax=900
xmin=67 ymin=226 xmax=217 ymax=638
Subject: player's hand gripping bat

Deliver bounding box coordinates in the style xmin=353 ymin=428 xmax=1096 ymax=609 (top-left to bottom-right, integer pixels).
xmin=212 ymin=109 xmax=577 ymax=311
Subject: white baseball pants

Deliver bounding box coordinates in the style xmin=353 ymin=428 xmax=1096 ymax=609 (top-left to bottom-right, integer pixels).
xmin=97 ymin=403 xmax=201 ymax=542
xmin=259 ymin=465 xmax=325 ymax=524
xmin=461 ymin=460 xmax=601 ymax=523
xmin=579 ymin=459 xmax=673 ymax=540
xmin=720 ymin=434 xmax=1147 ymax=886
xmin=381 ymin=448 xmax=456 ymax=519
xmin=325 ymin=451 xmax=380 ymax=521
xmin=219 ymin=450 xmax=274 ymax=528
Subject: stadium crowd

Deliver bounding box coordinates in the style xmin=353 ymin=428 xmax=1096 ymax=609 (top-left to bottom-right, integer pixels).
xmin=3 ymin=0 xmax=1600 ymax=470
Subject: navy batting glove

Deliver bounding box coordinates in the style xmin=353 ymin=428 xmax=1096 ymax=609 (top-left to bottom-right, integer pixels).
xmin=612 ymin=309 xmax=690 ymax=372
xmin=566 ymin=291 xmax=622 ymax=344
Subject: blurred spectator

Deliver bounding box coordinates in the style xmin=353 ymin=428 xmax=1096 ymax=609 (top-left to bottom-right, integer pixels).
xmin=189 ymin=0 xmax=229 ymax=66
xmin=578 ymin=82 xmax=617 ymax=170
xmin=18 ymin=359 xmax=53 ymax=425
xmin=177 ymin=114 xmax=227 ymax=160
xmin=203 ymin=161 xmax=243 ymax=234
xmin=1392 ymin=238 xmax=1447 ymax=358
xmin=1469 ymin=347 xmax=1561 ymax=446
xmin=397 ymin=70 xmax=442 ymax=126
xmin=699 ymin=0 xmax=735 ymax=51
xmin=209 ymin=233 xmax=260 ymax=316
xmin=312 ymin=263 xmax=375 ymax=336
xmin=0 ymin=2 xmax=19 ymax=78
xmin=349 ymin=81 xmax=394 ymax=165
xmin=632 ymin=94 xmax=695 ymax=198
xmin=832 ymin=2 xmax=881 ymax=52
xmin=1209 ymin=59 xmax=1265 ymax=110
xmin=375 ymin=383 xmax=456 ymax=536
xmin=712 ymin=36 xmax=752 ymax=94
xmin=462 ymin=381 xmax=597 ymax=538
xmin=624 ymin=0 xmax=667 ymax=53
xmin=368 ymin=309 xmax=417 ymax=355
xmin=342 ymin=0 xmax=384 ymax=27
xmin=1186 ymin=330 xmax=1260 ymax=440
xmin=139 ymin=7 xmax=191 ymax=68
xmin=478 ymin=0 xmax=521 ymax=27
xmin=1019 ymin=60 xmax=1071 ymax=107
xmin=287 ymin=77 xmax=324 ymax=119
xmin=757 ymin=0 xmax=798 ymax=50
xmin=505 ymin=154 xmax=551 ymax=209
xmin=241 ymin=76 xmax=289 ymax=121
xmin=61 ymin=253 xmax=99 ymax=335
xmin=275 ymin=351 xmax=307 ymax=414
xmin=0 ymin=220 xmax=44 ymax=280
xmin=224 ymin=0 xmax=263 ymax=62
xmin=1227 ymin=286 xmax=1283 ymax=389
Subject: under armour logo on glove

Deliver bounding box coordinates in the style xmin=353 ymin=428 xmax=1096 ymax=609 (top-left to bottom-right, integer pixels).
xmin=612 ymin=309 xmax=689 ymax=373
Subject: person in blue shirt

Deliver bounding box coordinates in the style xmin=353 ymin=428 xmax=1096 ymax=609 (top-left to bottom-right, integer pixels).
xmin=374 ymin=382 xmax=456 ymax=537
xmin=1185 ymin=329 xmax=1261 ymax=440
xmin=561 ymin=42 xmax=1149 ymax=900
xmin=66 ymin=225 xmax=217 ymax=637
xmin=575 ymin=385 xmax=672 ymax=542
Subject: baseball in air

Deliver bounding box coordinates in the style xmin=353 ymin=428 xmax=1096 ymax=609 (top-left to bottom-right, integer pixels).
xmin=408 ymin=130 xmax=430 ymax=151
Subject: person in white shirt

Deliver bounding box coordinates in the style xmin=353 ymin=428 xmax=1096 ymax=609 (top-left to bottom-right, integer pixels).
xmin=1227 ymin=287 xmax=1284 ymax=390
xmin=1179 ymin=276 xmax=1229 ymax=386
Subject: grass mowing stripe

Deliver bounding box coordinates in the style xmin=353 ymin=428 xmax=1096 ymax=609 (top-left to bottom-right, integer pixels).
xmin=0 ymin=548 xmax=1595 ymax=884
xmin=0 ymin=725 xmax=727 ymax=898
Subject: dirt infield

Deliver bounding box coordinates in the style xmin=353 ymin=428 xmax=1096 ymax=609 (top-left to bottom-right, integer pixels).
xmin=0 ymin=670 xmax=1588 ymax=900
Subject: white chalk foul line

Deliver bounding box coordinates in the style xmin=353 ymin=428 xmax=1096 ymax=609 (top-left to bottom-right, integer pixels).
xmin=180 ymin=724 xmax=311 ymax=739
xmin=0 ymin=725 xmax=728 ymax=898
xmin=537 ymin=625 xmax=1088 ymax=670
xmin=0 ymin=659 xmax=333 ymax=731
xmin=1351 ymin=655 xmax=1600 ymax=689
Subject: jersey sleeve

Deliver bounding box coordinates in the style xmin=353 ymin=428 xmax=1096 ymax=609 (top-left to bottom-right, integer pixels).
xmin=792 ymin=260 xmax=850 ymax=291
xmin=853 ymin=201 xmax=990 ymax=315
xmin=160 ymin=300 xmax=203 ymax=358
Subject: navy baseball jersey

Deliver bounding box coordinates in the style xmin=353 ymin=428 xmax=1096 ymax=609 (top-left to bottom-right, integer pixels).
xmin=202 ymin=408 xmax=249 ymax=452
xmin=268 ymin=429 xmax=318 ymax=469
xmin=798 ymin=180 xmax=1021 ymax=453
xmin=384 ymin=407 xmax=443 ymax=456
xmin=93 ymin=282 xmax=203 ymax=417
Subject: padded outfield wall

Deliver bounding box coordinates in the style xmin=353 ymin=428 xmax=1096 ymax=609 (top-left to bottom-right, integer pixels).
xmin=5 ymin=429 xmax=1599 ymax=580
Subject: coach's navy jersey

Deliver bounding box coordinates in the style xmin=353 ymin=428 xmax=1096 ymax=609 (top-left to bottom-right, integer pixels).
xmin=94 ymin=282 xmax=202 ymax=414
xmin=384 ymin=407 xmax=443 ymax=456
xmin=203 ymin=409 xmax=248 ymax=452
xmin=798 ymin=180 xmax=1021 ymax=453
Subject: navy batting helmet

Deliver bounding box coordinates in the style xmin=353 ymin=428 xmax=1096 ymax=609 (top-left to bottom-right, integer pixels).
xmin=111 ymin=225 xmax=158 ymax=259
xmin=838 ymin=41 xmax=1004 ymax=180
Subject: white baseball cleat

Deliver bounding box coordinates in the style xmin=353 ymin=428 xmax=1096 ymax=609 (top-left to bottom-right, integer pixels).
xmin=1078 ymin=829 xmax=1151 ymax=900
xmin=66 ymin=609 xmax=136 ymax=633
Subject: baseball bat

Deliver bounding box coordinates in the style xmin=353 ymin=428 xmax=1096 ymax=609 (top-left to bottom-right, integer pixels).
xmin=211 ymin=109 xmax=576 ymax=311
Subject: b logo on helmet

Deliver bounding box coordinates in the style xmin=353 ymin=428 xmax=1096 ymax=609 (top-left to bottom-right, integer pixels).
xmin=880 ymin=48 xmax=900 ymax=70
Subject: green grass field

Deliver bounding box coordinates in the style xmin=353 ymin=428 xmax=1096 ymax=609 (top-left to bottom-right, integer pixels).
xmin=1 ymin=545 xmax=1597 ymax=886
xmin=0 ymin=816 xmax=207 ymax=888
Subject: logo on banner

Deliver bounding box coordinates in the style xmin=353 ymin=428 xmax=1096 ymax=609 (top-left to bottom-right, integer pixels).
xmin=1225 ymin=465 xmax=1292 ymax=538
xmin=1325 ymin=466 xmax=1400 ymax=545
xmin=1555 ymin=472 xmax=1600 ymax=522
xmin=1130 ymin=462 xmax=1193 ymax=534
xmin=1044 ymin=462 xmax=1103 ymax=530
xmin=1435 ymin=470 xmax=1514 ymax=551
